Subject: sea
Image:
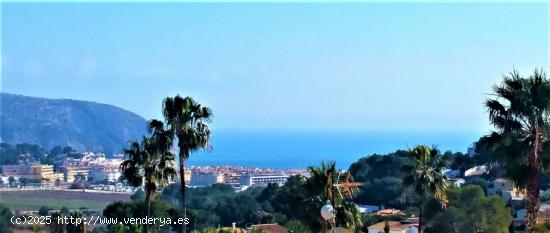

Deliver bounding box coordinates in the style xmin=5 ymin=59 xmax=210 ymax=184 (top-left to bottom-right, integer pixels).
xmin=186 ymin=130 xmax=485 ymax=169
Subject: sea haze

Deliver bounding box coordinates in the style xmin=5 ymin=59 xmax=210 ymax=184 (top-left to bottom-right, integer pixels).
xmin=187 ymin=130 xmax=484 ymax=169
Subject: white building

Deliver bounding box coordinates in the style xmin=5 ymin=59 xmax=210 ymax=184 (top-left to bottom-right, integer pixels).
xmin=464 ymin=165 xmax=488 ymax=177
xmin=449 ymin=178 xmax=466 ymax=187
xmin=357 ymin=205 xmax=381 ymax=214
xmin=242 ymin=174 xmax=289 ymax=187
xmin=442 ymin=168 xmax=461 ymax=178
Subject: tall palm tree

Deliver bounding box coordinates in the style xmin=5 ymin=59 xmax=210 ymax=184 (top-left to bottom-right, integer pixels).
xmin=162 ymin=95 xmax=212 ymax=233
xmin=306 ymin=161 xmax=362 ymax=232
xmin=402 ymin=145 xmax=449 ymax=233
xmin=481 ymin=70 xmax=550 ymax=232
xmin=120 ymin=120 xmax=177 ymax=233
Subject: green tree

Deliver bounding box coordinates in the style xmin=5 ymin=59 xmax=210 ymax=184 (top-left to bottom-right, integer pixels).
xmin=286 ymin=220 xmax=312 ymax=233
xmin=424 ymin=185 xmax=512 ymax=233
xmin=38 ymin=206 xmax=50 ymax=216
xmin=49 ymin=212 xmax=65 ymax=233
xmin=304 ymin=161 xmax=362 ymax=232
xmin=348 ymin=151 xmax=414 ymax=208
xmin=65 ymin=211 xmax=85 ymax=233
xmin=131 ymin=188 xmax=146 ymax=201
xmin=19 ymin=177 xmax=28 ymax=186
xmin=0 ymin=205 xmax=12 ymax=233
xmin=7 ymin=176 xmax=15 ymax=186
xmin=162 ymin=95 xmax=212 ymax=233
xmin=120 ymin=120 xmax=177 ymax=233
xmin=481 ymin=70 xmax=550 ymax=232
xmin=402 ymin=145 xmax=449 ymax=233
xmin=33 ymin=224 xmax=44 ymax=233
xmin=60 ymin=206 xmax=70 ymax=216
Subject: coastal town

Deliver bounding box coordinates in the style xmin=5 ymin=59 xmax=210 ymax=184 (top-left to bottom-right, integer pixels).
xmin=1 ymin=146 xmax=547 ymax=233
xmin=0 ymin=152 xmax=309 ymax=192
xmin=2 ymin=2 xmax=548 ymax=233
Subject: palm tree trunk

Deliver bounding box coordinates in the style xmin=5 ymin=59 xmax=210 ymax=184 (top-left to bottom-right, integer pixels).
xmin=145 ymin=182 xmax=151 ymax=233
xmin=526 ymin=128 xmax=543 ymax=233
xmin=179 ymin=156 xmax=187 ymax=233
xmin=419 ymin=193 xmax=424 ymax=233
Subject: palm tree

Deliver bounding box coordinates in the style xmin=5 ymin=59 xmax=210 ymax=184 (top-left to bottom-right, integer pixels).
xmin=306 ymin=161 xmax=362 ymax=232
xmin=480 ymin=69 xmax=550 ymax=232
xmin=162 ymin=95 xmax=212 ymax=233
xmin=384 ymin=220 xmax=390 ymax=233
xmin=402 ymin=145 xmax=449 ymax=233
xmin=120 ymin=120 xmax=177 ymax=233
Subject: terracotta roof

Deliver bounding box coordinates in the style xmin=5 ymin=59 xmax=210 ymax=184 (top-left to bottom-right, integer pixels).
xmin=376 ymin=208 xmax=406 ymax=216
xmin=368 ymin=221 xmax=418 ymax=231
xmin=252 ymin=224 xmax=289 ymax=233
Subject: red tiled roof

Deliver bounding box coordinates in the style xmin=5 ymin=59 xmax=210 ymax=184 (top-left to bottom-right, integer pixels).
xmin=252 ymin=224 xmax=289 ymax=233
xmin=368 ymin=221 xmax=418 ymax=231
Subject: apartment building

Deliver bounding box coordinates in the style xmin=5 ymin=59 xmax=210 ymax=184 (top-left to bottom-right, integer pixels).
xmin=190 ymin=172 xmax=224 ymax=186
xmin=242 ymin=174 xmax=290 ymax=187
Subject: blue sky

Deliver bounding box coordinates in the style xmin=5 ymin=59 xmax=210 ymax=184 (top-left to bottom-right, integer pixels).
xmin=1 ymin=3 xmax=548 ymax=132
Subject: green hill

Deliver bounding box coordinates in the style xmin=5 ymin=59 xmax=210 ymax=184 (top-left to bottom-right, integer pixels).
xmin=0 ymin=93 xmax=147 ymax=154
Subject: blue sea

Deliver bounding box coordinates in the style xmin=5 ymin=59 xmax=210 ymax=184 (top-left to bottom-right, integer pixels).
xmin=186 ymin=130 xmax=484 ymax=169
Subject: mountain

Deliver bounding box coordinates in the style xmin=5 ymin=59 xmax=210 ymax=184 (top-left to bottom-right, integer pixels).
xmin=0 ymin=93 xmax=148 ymax=154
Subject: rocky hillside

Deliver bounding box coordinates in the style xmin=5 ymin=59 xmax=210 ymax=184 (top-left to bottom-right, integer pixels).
xmin=0 ymin=93 xmax=148 ymax=154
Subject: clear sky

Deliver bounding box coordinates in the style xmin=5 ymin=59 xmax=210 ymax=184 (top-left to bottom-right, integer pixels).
xmin=1 ymin=3 xmax=548 ymax=132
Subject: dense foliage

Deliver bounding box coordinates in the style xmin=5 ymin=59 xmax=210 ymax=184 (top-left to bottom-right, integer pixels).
xmin=0 ymin=142 xmax=80 ymax=166
xmin=480 ymin=70 xmax=550 ymax=232
xmin=0 ymin=204 xmax=12 ymax=233
xmin=348 ymin=150 xmax=413 ymax=208
xmin=423 ymin=185 xmax=512 ymax=233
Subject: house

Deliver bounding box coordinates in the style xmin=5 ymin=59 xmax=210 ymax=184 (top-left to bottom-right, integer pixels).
xmin=449 ymin=178 xmax=465 ymax=187
xmin=376 ymin=208 xmax=406 ymax=217
xmin=487 ymin=178 xmax=526 ymax=202
xmin=537 ymin=204 xmax=550 ymax=224
xmin=443 ymin=168 xmax=461 ymax=178
xmin=367 ymin=221 xmax=418 ymax=233
xmin=357 ymin=204 xmax=382 ymax=214
xmin=464 ymin=165 xmax=488 ymax=177
xmin=251 ymin=224 xmax=289 ymax=233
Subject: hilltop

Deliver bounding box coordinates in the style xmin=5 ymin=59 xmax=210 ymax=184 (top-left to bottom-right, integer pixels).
xmin=0 ymin=93 xmax=147 ymax=154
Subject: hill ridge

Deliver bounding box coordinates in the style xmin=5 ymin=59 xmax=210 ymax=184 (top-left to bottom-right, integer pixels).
xmin=0 ymin=92 xmax=148 ymax=154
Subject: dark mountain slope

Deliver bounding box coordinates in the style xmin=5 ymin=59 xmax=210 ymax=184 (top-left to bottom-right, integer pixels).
xmin=0 ymin=93 xmax=147 ymax=154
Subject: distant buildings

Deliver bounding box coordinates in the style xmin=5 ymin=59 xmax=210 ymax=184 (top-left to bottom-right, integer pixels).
xmin=449 ymin=178 xmax=466 ymax=187
xmin=1 ymin=152 xmax=307 ymax=192
xmin=376 ymin=208 xmax=406 ymax=217
xmin=190 ymin=172 xmax=224 ymax=186
xmin=487 ymin=178 xmax=526 ymax=202
xmin=464 ymin=165 xmax=489 ymax=178
xmin=356 ymin=204 xmax=381 ymax=214
xmin=224 ymin=173 xmax=243 ymax=189
xmin=186 ymin=166 xmax=306 ymax=190
xmin=242 ymin=174 xmax=290 ymax=187
xmin=467 ymin=143 xmax=478 ymax=157
xmin=0 ymin=164 xmax=64 ymax=184
xmin=442 ymin=168 xmax=460 ymax=178
xmin=0 ymin=152 xmax=124 ymax=186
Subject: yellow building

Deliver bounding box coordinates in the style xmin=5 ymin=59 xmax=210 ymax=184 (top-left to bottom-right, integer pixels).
xmin=190 ymin=172 xmax=224 ymax=186
xmin=29 ymin=165 xmax=64 ymax=183
xmin=184 ymin=170 xmax=191 ymax=184
xmin=64 ymin=166 xmax=90 ymax=183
